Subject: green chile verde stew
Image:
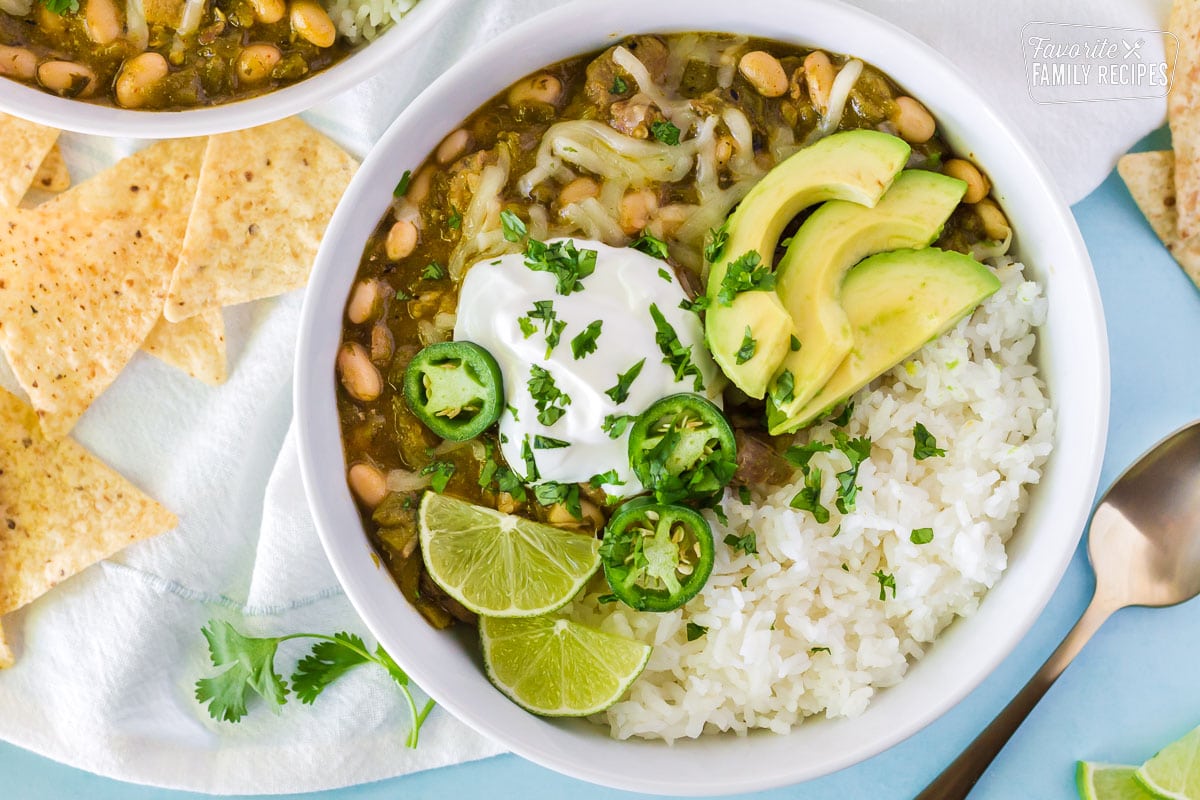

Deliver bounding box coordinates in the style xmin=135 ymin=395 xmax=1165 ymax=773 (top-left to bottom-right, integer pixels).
xmin=336 ymin=33 xmax=1009 ymax=628
xmin=0 ymin=0 xmax=361 ymax=108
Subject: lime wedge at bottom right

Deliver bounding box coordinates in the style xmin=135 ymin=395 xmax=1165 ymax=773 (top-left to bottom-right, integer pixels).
xmin=1077 ymin=762 xmax=1162 ymax=800
xmin=1135 ymin=725 xmax=1200 ymax=800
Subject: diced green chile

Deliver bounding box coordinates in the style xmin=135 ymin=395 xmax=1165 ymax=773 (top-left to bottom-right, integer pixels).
xmin=628 ymin=394 xmax=738 ymax=505
xmin=402 ymin=341 xmax=504 ymax=441
xmin=599 ymin=500 xmax=715 ymax=612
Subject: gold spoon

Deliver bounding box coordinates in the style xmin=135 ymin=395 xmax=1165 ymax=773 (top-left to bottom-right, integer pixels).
xmin=917 ymin=420 xmax=1200 ymax=799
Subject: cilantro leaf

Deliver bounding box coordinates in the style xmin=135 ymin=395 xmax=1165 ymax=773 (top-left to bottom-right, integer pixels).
xmin=809 ymin=646 xmax=831 ymax=654
xmin=735 ymin=326 xmax=757 ymax=365
xmin=521 ymin=435 xmax=540 ymax=481
xmin=602 ymin=413 xmax=636 ymax=439
xmin=533 ymin=481 xmax=582 ymax=519
xmin=737 ymin=485 xmax=752 ymax=505
xmin=829 ymin=401 xmax=855 ymax=427
xmin=420 ymin=461 xmax=455 ymax=493
xmin=517 ymin=316 xmax=537 ymax=338
xmin=913 ymin=422 xmax=946 ymax=460
xmin=679 ymin=295 xmax=711 ymax=314
xmin=447 ymin=206 xmax=462 ymax=230
xmin=723 ymin=530 xmax=758 ymax=556
xmin=832 ymin=431 xmax=872 ymax=514
xmin=588 ymin=469 xmax=623 ymax=488
xmin=570 ymin=320 xmax=603 ymax=360
xmin=524 ymin=238 xmax=596 ymax=295
xmin=686 ymin=622 xmax=708 ymax=641
xmin=784 ymin=441 xmax=832 ymax=470
xmin=500 ymin=210 xmax=527 ymax=242
xmin=790 ymin=334 xmax=801 ymax=352
xmin=534 ymin=435 xmax=570 ymax=449
xmin=704 ymin=221 xmax=729 ymax=263
xmin=195 ymin=621 xmax=288 ymax=723
xmin=292 ymin=632 xmax=371 ymax=704
xmin=632 ymin=232 xmax=670 ymax=260
xmin=604 ymin=358 xmax=645 ymax=404
xmin=770 ymin=369 xmax=795 ymax=406
xmin=873 ymin=569 xmax=897 ymax=600
xmin=910 ymin=527 xmax=934 ymax=545
xmin=612 ymin=75 xmax=628 ymax=94
xmin=789 ymin=467 xmax=829 ymax=523
xmin=649 ymin=303 xmax=704 ymax=391
xmin=716 ymin=251 xmax=775 ymax=306
xmin=421 ymin=261 xmax=445 ymax=280
xmin=651 ymin=120 xmax=681 ymax=145
xmin=392 ymin=169 xmax=412 ymax=198
xmin=528 ymin=365 xmax=570 ymax=426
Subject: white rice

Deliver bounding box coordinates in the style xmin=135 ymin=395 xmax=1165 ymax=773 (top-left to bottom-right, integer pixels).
xmin=325 ymin=0 xmax=417 ymax=43
xmin=573 ymin=258 xmax=1054 ymax=742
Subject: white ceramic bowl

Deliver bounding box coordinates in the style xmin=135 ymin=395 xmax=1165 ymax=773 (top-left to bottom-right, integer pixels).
xmin=296 ymin=0 xmax=1110 ymax=794
xmin=0 ymin=0 xmax=457 ymax=138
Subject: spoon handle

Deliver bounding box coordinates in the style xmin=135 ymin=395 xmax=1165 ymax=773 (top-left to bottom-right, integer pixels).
xmin=914 ymin=593 xmax=1118 ymax=800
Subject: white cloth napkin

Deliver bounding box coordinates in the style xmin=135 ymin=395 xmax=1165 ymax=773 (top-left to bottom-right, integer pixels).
xmin=0 ymin=0 xmax=1168 ymax=794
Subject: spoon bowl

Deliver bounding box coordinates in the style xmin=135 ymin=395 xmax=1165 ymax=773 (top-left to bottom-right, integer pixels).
xmin=919 ymin=419 xmax=1200 ymax=799
xmin=1090 ymin=421 xmax=1200 ymax=609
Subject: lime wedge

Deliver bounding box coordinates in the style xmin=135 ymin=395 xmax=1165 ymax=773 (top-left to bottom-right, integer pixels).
xmin=1077 ymin=762 xmax=1162 ymax=800
xmin=1136 ymin=726 xmax=1200 ymax=800
xmin=419 ymin=492 xmax=601 ymax=617
xmin=480 ymin=615 xmax=651 ymax=716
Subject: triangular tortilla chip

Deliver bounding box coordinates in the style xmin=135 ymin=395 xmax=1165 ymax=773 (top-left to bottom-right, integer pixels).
xmin=0 ymin=138 xmax=206 ymax=438
xmin=0 ymin=113 xmax=59 ymax=208
xmin=0 ymin=619 xmax=12 ymax=669
xmin=33 ymin=145 xmax=71 ymax=194
xmin=164 ymin=117 xmax=358 ymax=322
xmin=0 ymin=389 xmax=177 ymax=616
xmin=1118 ymin=150 xmax=1200 ymax=289
xmin=1169 ymin=0 xmax=1200 ymax=240
xmin=141 ymin=309 xmax=227 ymax=385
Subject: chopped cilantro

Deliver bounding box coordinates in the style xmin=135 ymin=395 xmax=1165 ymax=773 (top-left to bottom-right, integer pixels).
xmin=810 ymin=646 xmax=831 ymax=654
xmin=686 ymin=622 xmax=708 ymax=641
xmin=737 ymin=485 xmax=752 ymax=505
xmin=517 ymin=316 xmax=537 ymax=338
xmin=570 ymin=320 xmax=603 ymax=360
xmin=421 ymin=261 xmax=445 ymax=280
xmin=658 ymin=267 xmax=672 ymax=281
xmin=716 ymin=251 xmax=775 ymax=306
xmin=723 ymin=530 xmax=757 ymax=556
xmin=533 ymin=481 xmax=582 ymax=519
xmin=832 ymin=431 xmax=872 ymax=514
xmin=830 ymin=401 xmax=855 ymax=427
xmin=528 ymin=365 xmax=570 ymax=426
xmin=598 ymin=594 xmax=619 ymax=604
xmin=500 ymin=210 xmax=527 ymax=242
xmin=533 ymin=435 xmax=570 ymax=450
xmin=604 ymin=358 xmax=645 ymax=404
xmin=650 ymin=120 xmax=681 ymax=145
xmin=648 ymin=303 xmax=704 ymax=391
xmin=704 ymin=221 xmax=730 ymax=263
xmin=525 ymin=300 xmax=565 ymax=357
xmin=611 ymin=75 xmax=628 ymax=94
xmin=789 ymin=467 xmax=829 ymax=523
xmin=913 ymin=422 xmax=946 ymax=460
xmin=521 ymin=436 xmax=540 ymax=481
xmin=784 ymin=441 xmax=832 ymax=470
xmin=770 ymin=369 xmax=795 ymax=406
xmin=632 ymin=232 xmax=670 ymax=260
xmin=735 ymin=326 xmax=757 ymax=365
xmin=910 ymin=527 xmax=934 ymax=545
xmin=505 ymin=404 xmax=520 ymax=422
xmin=524 ymin=238 xmax=597 ymax=295
xmin=588 ymin=469 xmax=624 ymax=489
xmin=602 ymin=413 xmax=636 ymax=439
xmin=447 ymin=206 xmax=462 ymax=230
xmin=419 ymin=461 xmax=455 ymax=493
xmin=873 ymin=569 xmax=897 ymax=600
xmin=679 ymin=295 xmax=711 ymax=314
xmin=392 ymin=169 xmax=412 ymax=198
xmin=790 ymin=334 xmax=801 ymax=352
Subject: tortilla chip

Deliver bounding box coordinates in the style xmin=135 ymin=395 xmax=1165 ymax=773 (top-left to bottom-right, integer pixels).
xmin=1169 ymin=0 xmax=1200 ymax=239
xmin=1118 ymin=150 xmax=1200 ymax=288
xmin=0 ymin=113 xmax=59 ymax=208
xmin=0 ymin=138 xmax=206 ymax=439
xmin=141 ymin=309 xmax=227 ymax=385
xmin=33 ymin=145 xmax=71 ymax=194
xmin=0 ymin=389 xmax=177 ymax=616
xmin=0 ymin=620 xmax=11 ymax=669
xmin=164 ymin=117 xmax=358 ymax=322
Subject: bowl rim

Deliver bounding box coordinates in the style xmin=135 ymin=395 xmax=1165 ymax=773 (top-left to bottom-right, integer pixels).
xmin=295 ymin=0 xmax=1110 ymax=794
xmin=0 ymin=0 xmax=460 ymax=139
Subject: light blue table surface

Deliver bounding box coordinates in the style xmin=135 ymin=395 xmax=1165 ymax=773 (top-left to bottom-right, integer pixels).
xmin=5 ymin=125 xmax=1199 ymax=799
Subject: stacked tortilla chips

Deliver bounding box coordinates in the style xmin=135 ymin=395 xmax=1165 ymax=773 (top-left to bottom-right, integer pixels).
xmin=0 ymin=116 xmax=357 ymax=666
xmin=1119 ymin=1 xmax=1200 ymax=290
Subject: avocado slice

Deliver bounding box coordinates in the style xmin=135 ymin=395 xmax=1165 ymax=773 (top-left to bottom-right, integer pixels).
xmin=765 ymin=170 xmax=967 ymax=434
xmin=704 ymin=130 xmax=911 ymax=399
xmin=771 ymin=247 xmax=1002 ymax=430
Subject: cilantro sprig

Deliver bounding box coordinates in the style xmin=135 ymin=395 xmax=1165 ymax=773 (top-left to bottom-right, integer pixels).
xmin=649 ymin=303 xmax=704 ymax=392
xmin=570 ymin=320 xmax=603 ymax=360
xmin=605 ymin=358 xmax=645 ymax=404
xmin=524 ymin=239 xmax=597 ymax=295
xmin=195 ymin=621 xmax=434 ymax=749
xmin=528 ymin=365 xmax=570 ymax=426
xmin=716 ymin=251 xmax=775 ymax=306
xmin=913 ymin=422 xmax=946 ymax=460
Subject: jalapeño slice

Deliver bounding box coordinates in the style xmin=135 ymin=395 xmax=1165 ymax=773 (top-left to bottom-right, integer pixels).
xmin=403 ymin=341 xmax=504 ymax=441
xmin=599 ymin=500 xmax=715 ymax=612
xmin=628 ymin=394 xmax=737 ymax=505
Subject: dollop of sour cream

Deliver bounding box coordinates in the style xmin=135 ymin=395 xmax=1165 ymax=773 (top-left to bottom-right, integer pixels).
xmin=454 ymin=239 xmax=722 ymax=497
